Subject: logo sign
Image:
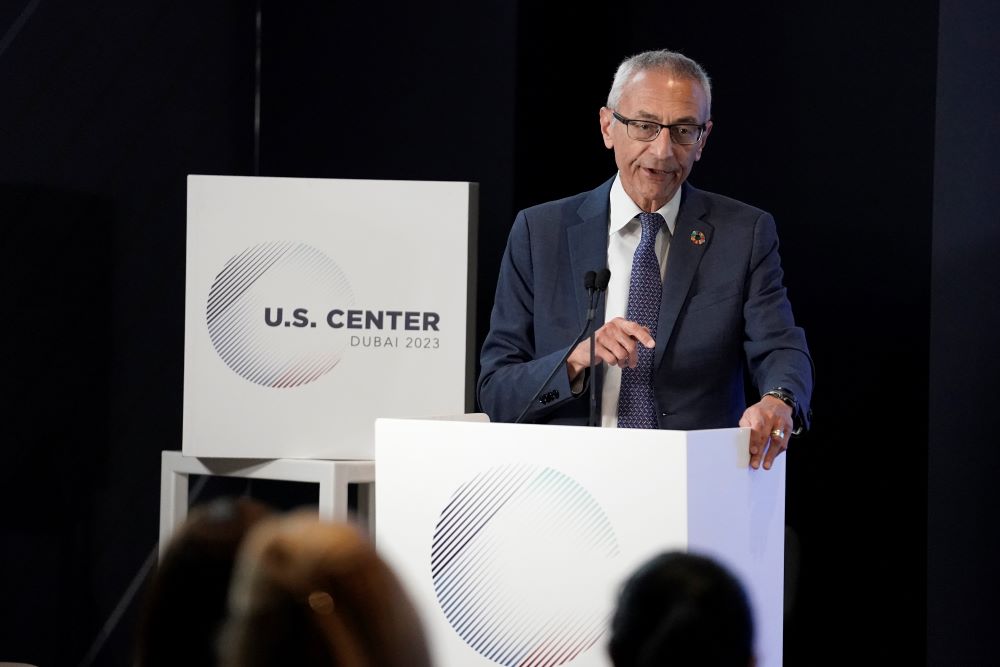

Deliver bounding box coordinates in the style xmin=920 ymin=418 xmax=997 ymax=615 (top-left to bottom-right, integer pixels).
xmin=183 ymin=175 xmax=474 ymax=459
xmin=431 ymin=464 xmax=620 ymax=666
xmin=206 ymin=239 xmax=445 ymax=390
xmin=207 ymin=241 xmax=355 ymax=388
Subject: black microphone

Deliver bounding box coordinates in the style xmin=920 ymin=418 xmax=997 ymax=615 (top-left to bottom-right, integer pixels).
xmin=588 ymin=269 xmax=611 ymax=426
xmin=595 ymin=268 xmax=611 ymax=291
xmin=513 ymin=271 xmax=601 ymax=424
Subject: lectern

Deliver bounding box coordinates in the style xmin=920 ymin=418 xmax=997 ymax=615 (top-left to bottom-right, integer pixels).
xmin=376 ymin=417 xmax=785 ymax=667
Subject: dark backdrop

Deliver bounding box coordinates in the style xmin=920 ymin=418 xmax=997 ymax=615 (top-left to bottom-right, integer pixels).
xmin=0 ymin=1 xmax=995 ymax=665
xmin=928 ymin=0 xmax=1000 ymax=663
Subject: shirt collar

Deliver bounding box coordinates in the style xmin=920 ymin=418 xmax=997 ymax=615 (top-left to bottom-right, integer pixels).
xmin=608 ymin=172 xmax=680 ymax=237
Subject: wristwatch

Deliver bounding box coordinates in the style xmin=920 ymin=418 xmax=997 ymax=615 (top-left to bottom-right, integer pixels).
xmin=762 ymin=387 xmax=805 ymax=435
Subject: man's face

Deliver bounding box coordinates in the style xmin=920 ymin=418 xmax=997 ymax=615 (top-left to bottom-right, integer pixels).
xmin=599 ymin=70 xmax=713 ymax=212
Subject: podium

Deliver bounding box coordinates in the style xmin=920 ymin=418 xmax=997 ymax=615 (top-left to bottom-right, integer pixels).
xmin=375 ymin=418 xmax=785 ymax=667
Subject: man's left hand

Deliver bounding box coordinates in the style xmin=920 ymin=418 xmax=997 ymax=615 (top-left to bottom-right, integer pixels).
xmin=739 ymin=396 xmax=794 ymax=470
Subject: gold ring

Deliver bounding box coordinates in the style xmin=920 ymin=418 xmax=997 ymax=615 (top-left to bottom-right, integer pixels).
xmin=770 ymin=428 xmax=786 ymax=439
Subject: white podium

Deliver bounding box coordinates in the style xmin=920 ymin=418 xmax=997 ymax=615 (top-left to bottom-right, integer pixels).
xmin=375 ymin=418 xmax=785 ymax=667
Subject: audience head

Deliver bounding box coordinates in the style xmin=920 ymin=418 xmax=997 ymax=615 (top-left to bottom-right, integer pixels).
xmin=136 ymin=496 xmax=272 ymax=667
xmin=608 ymin=552 xmax=755 ymax=667
xmin=218 ymin=512 xmax=430 ymax=667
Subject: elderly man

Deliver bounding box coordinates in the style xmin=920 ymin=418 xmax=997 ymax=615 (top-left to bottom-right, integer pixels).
xmin=478 ymin=49 xmax=812 ymax=470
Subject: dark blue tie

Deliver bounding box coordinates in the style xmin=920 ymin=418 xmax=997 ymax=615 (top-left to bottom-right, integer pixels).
xmin=617 ymin=212 xmax=665 ymax=429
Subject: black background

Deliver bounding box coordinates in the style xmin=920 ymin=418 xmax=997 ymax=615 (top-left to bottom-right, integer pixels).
xmin=0 ymin=0 xmax=996 ymax=664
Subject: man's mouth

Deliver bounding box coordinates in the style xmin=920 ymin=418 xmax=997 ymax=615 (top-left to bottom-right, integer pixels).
xmin=642 ymin=167 xmax=675 ymax=178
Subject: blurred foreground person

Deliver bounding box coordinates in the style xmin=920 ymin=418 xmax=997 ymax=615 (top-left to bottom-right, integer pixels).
xmin=219 ymin=513 xmax=431 ymax=667
xmin=135 ymin=497 xmax=272 ymax=667
xmin=609 ymin=552 xmax=755 ymax=667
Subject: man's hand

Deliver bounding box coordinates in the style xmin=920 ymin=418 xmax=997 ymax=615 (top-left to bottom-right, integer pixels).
xmin=566 ymin=317 xmax=655 ymax=380
xmin=739 ymin=395 xmax=794 ymax=470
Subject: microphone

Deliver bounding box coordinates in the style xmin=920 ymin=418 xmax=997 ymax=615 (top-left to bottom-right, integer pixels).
xmin=588 ymin=269 xmax=611 ymax=426
xmin=595 ymin=268 xmax=611 ymax=291
xmin=513 ymin=270 xmax=601 ymax=424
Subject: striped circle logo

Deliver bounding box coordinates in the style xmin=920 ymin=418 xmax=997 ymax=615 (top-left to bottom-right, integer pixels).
xmin=206 ymin=242 xmax=354 ymax=388
xmin=431 ymin=464 xmax=619 ymax=666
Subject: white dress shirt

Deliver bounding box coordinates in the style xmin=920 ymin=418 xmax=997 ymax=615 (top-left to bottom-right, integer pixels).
xmin=600 ymin=173 xmax=680 ymax=428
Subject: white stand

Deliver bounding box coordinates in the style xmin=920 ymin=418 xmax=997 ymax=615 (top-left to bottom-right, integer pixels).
xmin=158 ymin=451 xmax=375 ymax=558
xmin=376 ymin=418 xmax=785 ymax=667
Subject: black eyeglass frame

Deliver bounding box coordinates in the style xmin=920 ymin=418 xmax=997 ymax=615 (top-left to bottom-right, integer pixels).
xmin=610 ymin=109 xmax=708 ymax=145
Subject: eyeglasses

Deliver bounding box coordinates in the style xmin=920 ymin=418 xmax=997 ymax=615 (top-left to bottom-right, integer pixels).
xmin=610 ymin=110 xmax=707 ymax=145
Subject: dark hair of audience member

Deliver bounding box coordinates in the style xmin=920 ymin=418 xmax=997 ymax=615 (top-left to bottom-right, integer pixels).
xmin=218 ymin=512 xmax=431 ymax=667
xmin=134 ymin=496 xmax=272 ymax=667
xmin=608 ymin=551 xmax=755 ymax=667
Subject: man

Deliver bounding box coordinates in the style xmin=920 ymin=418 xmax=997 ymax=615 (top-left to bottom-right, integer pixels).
xmin=478 ymin=50 xmax=812 ymax=470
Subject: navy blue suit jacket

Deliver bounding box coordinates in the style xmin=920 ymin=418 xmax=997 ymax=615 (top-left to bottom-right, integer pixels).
xmin=478 ymin=177 xmax=813 ymax=429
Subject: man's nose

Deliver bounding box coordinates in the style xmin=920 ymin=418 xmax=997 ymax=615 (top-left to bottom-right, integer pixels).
xmin=648 ymin=128 xmax=675 ymax=158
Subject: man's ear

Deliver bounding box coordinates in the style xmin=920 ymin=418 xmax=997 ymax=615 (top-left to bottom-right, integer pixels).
xmin=599 ymin=107 xmax=615 ymax=149
xmin=694 ymin=119 xmax=713 ymax=161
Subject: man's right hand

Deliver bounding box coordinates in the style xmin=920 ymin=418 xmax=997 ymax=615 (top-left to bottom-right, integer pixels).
xmin=566 ymin=317 xmax=656 ymax=380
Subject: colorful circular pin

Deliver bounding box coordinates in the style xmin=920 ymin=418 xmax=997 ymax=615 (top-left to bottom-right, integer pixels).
xmin=690 ymin=230 xmax=706 ymax=245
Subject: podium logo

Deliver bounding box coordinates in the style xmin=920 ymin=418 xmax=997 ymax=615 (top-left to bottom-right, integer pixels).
xmin=206 ymin=241 xmax=355 ymax=388
xmin=431 ymin=464 xmax=619 ymax=666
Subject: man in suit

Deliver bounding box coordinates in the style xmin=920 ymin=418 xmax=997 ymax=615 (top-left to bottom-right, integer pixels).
xmin=478 ymin=50 xmax=812 ymax=470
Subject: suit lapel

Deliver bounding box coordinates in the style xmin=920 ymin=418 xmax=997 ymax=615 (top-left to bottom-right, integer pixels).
xmin=567 ymin=178 xmax=613 ymax=398
xmin=654 ymin=184 xmax=713 ymax=370
xmin=567 ymin=179 xmax=613 ymax=329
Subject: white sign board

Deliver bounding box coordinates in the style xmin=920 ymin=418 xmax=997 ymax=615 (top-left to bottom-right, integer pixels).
xmin=183 ymin=176 xmax=476 ymax=459
xmin=376 ymin=419 xmax=785 ymax=667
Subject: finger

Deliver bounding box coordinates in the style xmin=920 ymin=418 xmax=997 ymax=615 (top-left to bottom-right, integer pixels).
xmin=595 ymin=345 xmax=626 ymax=368
xmin=739 ymin=415 xmax=759 ymax=457
xmin=607 ymin=327 xmax=639 ymax=367
xmin=594 ymin=328 xmax=631 ymax=367
xmin=621 ymin=320 xmax=655 ymax=348
xmin=601 ymin=336 xmax=634 ymax=367
xmin=742 ymin=416 xmax=766 ymax=469
xmin=625 ymin=336 xmax=640 ymax=368
xmin=762 ymin=436 xmax=785 ymax=470
xmin=762 ymin=423 xmax=789 ymax=470
xmin=749 ymin=429 xmax=764 ymax=469
xmin=750 ymin=417 xmax=767 ymax=470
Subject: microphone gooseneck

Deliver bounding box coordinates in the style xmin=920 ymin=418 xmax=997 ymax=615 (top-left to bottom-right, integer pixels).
xmin=588 ymin=269 xmax=610 ymax=426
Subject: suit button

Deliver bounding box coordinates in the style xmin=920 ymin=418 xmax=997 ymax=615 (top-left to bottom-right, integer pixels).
xmin=537 ymin=389 xmax=560 ymax=405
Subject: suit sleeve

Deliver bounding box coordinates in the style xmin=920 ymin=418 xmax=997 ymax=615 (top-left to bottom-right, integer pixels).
xmin=743 ymin=212 xmax=815 ymax=429
xmin=477 ymin=211 xmax=581 ymax=423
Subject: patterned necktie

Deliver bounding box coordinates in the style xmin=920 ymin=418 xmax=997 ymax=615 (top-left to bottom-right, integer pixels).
xmin=617 ymin=212 xmax=665 ymax=429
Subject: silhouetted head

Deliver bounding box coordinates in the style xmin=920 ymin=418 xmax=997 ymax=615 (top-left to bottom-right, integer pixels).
xmin=136 ymin=497 xmax=272 ymax=667
xmin=609 ymin=552 xmax=754 ymax=667
xmin=218 ymin=513 xmax=430 ymax=667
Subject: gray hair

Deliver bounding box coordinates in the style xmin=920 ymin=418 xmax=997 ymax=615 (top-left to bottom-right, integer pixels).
xmin=606 ymin=50 xmax=712 ymax=113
